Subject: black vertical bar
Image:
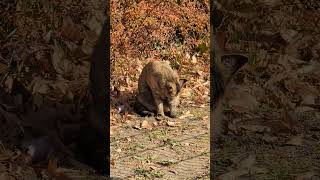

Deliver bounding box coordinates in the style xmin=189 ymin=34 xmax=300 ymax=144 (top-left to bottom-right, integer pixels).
xmin=89 ymin=1 xmax=110 ymax=176
xmin=210 ymin=0 xmax=216 ymax=179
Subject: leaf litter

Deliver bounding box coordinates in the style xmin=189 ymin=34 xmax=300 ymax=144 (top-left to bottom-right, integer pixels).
xmin=213 ymin=1 xmax=320 ymax=179
xmin=0 ymin=0 xmax=108 ymax=179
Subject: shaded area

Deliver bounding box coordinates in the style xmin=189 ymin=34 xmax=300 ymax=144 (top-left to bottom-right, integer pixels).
xmin=212 ymin=1 xmax=320 ymax=179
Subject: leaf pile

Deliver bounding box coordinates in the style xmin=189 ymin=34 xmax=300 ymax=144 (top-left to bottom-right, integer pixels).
xmin=214 ymin=1 xmax=320 ymax=179
xmin=0 ymin=0 xmax=107 ymax=179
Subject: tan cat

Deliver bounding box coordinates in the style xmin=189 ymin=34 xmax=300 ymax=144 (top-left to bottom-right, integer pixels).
xmin=135 ymin=61 xmax=187 ymax=119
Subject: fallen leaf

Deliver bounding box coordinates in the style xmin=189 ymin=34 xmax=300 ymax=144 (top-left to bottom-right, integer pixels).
xmin=110 ymin=159 xmax=116 ymax=166
xmin=110 ymin=126 xmax=115 ymax=136
xmin=185 ymin=53 xmax=190 ymax=60
xmin=43 ymin=30 xmax=52 ymax=43
xmin=227 ymin=87 xmax=258 ymax=113
xmin=0 ymin=173 xmax=15 ymax=180
xmin=191 ymin=55 xmax=197 ymax=64
xmin=239 ymin=125 xmax=270 ymax=133
xmin=0 ymin=62 xmax=8 ymax=74
xmin=52 ymin=41 xmax=74 ymax=76
xmin=141 ymin=120 xmax=153 ymax=130
xmin=153 ymin=121 xmax=158 ymax=126
xmin=61 ymin=16 xmax=82 ymax=42
xmin=281 ymin=109 xmax=300 ymax=134
xmin=295 ymin=171 xmax=319 ymax=180
xmin=264 ymin=70 xmax=296 ymax=89
xmin=261 ymin=0 xmax=283 ymax=7
xmin=180 ymin=88 xmax=192 ymax=98
xmin=30 ymin=77 xmax=50 ymax=95
xmin=133 ymin=124 xmax=141 ymax=130
xmin=4 ymin=76 xmax=14 ymax=93
xmin=116 ymin=148 xmax=122 ymax=153
xmin=286 ymin=135 xmax=304 ymax=146
xmin=218 ymin=169 xmax=250 ymax=180
xmin=86 ymin=16 xmax=102 ymax=36
xmin=238 ymin=154 xmax=256 ymax=169
xmin=167 ymin=121 xmax=175 ymax=127
xmin=262 ymin=135 xmax=278 ymax=143
xmin=179 ymin=110 xmax=193 ymax=119
xmin=280 ymin=29 xmax=298 ymax=43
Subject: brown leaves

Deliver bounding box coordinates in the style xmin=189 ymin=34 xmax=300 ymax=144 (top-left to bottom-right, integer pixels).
xmin=218 ymin=154 xmax=267 ymax=180
xmin=61 ymin=16 xmax=82 ymax=42
xmin=226 ymin=86 xmax=258 ymax=113
xmin=285 ymin=135 xmax=304 ymax=146
xmin=141 ymin=120 xmax=153 ymax=130
xmin=52 ymin=41 xmax=73 ymax=76
xmin=295 ymin=172 xmax=320 ymax=180
xmin=260 ymin=109 xmax=300 ymax=135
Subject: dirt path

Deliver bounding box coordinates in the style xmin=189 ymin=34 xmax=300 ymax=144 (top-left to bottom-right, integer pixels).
xmin=110 ymin=106 xmax=210 ymax=179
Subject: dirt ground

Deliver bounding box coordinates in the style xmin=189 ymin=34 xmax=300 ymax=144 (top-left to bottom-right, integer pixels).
xmin=110 ymin=105 xmax=210 ymax=179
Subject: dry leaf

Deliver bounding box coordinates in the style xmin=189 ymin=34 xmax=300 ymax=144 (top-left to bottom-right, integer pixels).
xmin=61 ymin=16 xmax=82 ymax=42
xmin=220 ymin=154 xmax=264 ymax=180
xmin=227 ymin=87 xmax=258 ymax=113
xmin=133 ymin=124 xmax=141 ymax=130
xmin=179 ymin=110 xmax=193 ymax=119
xmin=141 ymin=120 xmax=153 ymax=130
xmin=167 ymin=121 xmax=175 ymax=127
xmin=0 ymin=173 xmax=15 ymax=180
xmin=180 ymin=87 xmax=192 ymax=98
xmin=218 ymin=169 xmax=250 ymax=180
xmin=86 ymin=16 xmax=102 ymax=36
xmin=286 ymin=135 xmax=304 ymax=146
xmin=295 ymin=171 xmax=319 ymax=180
xmin=0 ymin=62 xmax=8 ymax=74
xmin=116 ymin=148 xmax=122 ymax=153
xmin=52 ymin=42 xmax=64 ymax=74
xmin=30 ymin=77 xmax=50 ymax=95
xmin=43 ymin=30 xmax=52 ymax=43
xmin=261 ymin=0 xmax=283 ymax=7
xmin=237 ymin=154 xmax=256 ymax=170
xmin=191 ymin=55 xmax=197 ymax=64
xmin=4 ymin=76 xmax=13 ymax=93
xmin=281 ymin=109 xmax=300 ymax=134
xmin=81 ymin=38 xmax=94 ymax=55
xmin=262 ymin=135 xmax=278 ymax=143
xmin=264 ymin=70 xmax=296 ymax=88
xmin=110 ymin=159 xmax=116 ymax=166
xmin=239 ymin=125 xmax=270 ymax=133
xmin=280 ymin=29 xmax=298 ymax=43
xmin=185 ymin=53 xmax=190 ymax=59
